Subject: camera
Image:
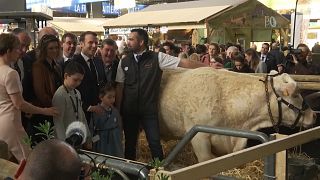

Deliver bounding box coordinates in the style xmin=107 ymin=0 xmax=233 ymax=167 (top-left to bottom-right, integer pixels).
xmin=283 ymin=45 xmax=302 ymax=62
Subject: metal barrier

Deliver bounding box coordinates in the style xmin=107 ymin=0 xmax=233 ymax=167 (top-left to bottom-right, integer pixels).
xmin=155 ymin=126 xmax=320 ymax=180
xmin=78 ymin=149 xmax=150 ymax=180
xmin=162 ymin=125 xmax=274 ymax=179
xmin=79 ymin=125 xmax=274 ymax=179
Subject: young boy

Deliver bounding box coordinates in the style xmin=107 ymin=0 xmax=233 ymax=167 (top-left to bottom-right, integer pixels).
xmin=52 ymin=61 xmax=91 ymax=145
xmin=90 ymin=83 xmax=123 ymax=157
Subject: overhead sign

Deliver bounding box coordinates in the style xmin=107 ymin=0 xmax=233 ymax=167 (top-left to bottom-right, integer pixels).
xmin=26 ymin=0 xmax=146 ymax=15
xmin=26 ymin=0 xmax=105 ymax=9
xmin=102 ymin=2 xmax=121 ymax=15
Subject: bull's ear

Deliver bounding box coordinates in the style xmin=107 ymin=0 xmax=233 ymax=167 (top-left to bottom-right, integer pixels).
xmin=278 ymin=73 xmax=298 ymax=97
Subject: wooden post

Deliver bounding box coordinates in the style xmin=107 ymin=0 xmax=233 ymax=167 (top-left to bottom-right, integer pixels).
xmin=273 ymin=134 xmax=287 ymax=180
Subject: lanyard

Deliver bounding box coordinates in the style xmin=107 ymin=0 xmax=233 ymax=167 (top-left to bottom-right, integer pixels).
xmin=63 ymin=85 xmax=79 ymax=121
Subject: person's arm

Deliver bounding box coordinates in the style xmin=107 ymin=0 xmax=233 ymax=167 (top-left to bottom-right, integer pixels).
xmin=115 ymin=59 xmax=125 ymax=111
xmin=158 ymin=52 xmax=221 ymax=69
xmin=52 ymin=90 xmax=66 ymax=140
xmin=178 ymin=58 xmax=222 ymax=69
xmin=6 ymin=70 xmax=58 ymax=116
xmin=10 ymin=92 xmax=58 ymax=116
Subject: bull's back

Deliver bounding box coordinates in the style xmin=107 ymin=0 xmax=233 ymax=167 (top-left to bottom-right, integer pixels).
xmin=159 ymin=67 xmax=263 ymax=139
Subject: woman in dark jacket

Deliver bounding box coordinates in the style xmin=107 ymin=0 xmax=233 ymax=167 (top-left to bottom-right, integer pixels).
xmin=31 ymin=34 xmax=62 ymax=144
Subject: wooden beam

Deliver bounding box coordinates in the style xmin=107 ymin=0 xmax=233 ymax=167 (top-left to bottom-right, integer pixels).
xmin=274 ymin=134 xmax=287 ymax=180
xmin=156 ymin=126 xmax=320 ymax=180
xmin=253 ymin=74 xmax=320 ymax=82
xmin=297 ymin=82 xmax=320 ymax=90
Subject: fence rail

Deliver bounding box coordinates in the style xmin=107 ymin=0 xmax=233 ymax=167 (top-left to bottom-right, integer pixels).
xmin=153 ymin=126 xmax=320 ymax=180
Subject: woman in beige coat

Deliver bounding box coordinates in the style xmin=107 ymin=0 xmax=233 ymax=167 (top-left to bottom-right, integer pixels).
xmin=0 ymin=34 xmax=58 ymax=162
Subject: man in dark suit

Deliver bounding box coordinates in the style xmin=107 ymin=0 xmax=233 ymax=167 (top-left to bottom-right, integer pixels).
xmin=269 ymin=42 xmax=285 ymax=65
xmin=71 ymin=31 xmax=105 ymax=123
xmin=258 ymin=43 xmax=277 ymax=73
xmin=12 ymin=28 xmax=36 ymax=134
xmin=100 ymin=38 xmax=119 ymax=85
xmin=57 ymin=33 xmax=78 ymax=76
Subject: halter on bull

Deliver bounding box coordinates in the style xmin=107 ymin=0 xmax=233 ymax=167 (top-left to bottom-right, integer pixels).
xmin=261 ymin=73 xmax=310 ymax=132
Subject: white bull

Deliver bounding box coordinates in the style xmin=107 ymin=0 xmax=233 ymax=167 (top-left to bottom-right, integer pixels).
xmin=159 ymin=67 xmax=315 ymax=162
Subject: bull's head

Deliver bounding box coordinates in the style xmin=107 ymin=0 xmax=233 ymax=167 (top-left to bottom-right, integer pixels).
xmin=267 ymin=71 xmax=316 ymax=128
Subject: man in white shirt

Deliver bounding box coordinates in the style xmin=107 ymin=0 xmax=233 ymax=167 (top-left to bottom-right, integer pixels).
xmin=115 ymin=28 xmax=221 ymax=161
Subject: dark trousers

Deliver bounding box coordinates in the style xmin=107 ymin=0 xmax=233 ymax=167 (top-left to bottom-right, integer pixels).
xmin=123 ymin=113 xmax=164 ymax=161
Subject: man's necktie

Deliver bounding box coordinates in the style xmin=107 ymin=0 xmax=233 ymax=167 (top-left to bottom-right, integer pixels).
xmin=88 ymin=59 xmax=97 ymax=82
xmin=14 ymin=62 xmax=21 ymax=79
xmin=136 ymin=55 xmax=142 ymax=62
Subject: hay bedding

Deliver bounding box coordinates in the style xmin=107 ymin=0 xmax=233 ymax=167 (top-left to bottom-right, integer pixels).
xmin=136 ymin=132 xmax=264 ymax=179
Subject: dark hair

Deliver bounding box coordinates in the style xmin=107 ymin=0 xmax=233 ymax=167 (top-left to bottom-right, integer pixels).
xmin=219 ymin=44 xmax=226 ymax=52
xmin=99 ymin=83 xmax=116 ymax=97
xmin=36 ymin=34 xmax=60 ymax=62
xmin=131 ymin=29 xmax=149 ymax=48
xmin=12 ymin=28 xmax=26 ymax=35
xmin=209 ymin=43 xmax=220 ymax=54
xmin=158 ymin=46 xmax=166 ymax=53
xmin=245 ymin=48 xmax=259 ymax=58
xmin=297 ymin=43 xmax=310 ymax=53
xmin=195 ymin=44 xmax=207 ymax=54
xmin=234 ymin=54 xmax=246 ymax=64
xmin=101 ymin=38 xmax=117 ymax=48
xmin=162 ymin=41 xmax=175 ymax=50
xmin=262 ymin=43 xmax=270 ymax=50
xmin=62 ymin=32 xmax=77 ymax=44
xmin=245 ymin=48 xmax=260 ymax=70
xmin=0 ymin=33 xmax=20 ymax=56
xmin=64 ymin=61 xmax=85 ymax=76
xmin=79 ymin=31 xmax=97 ymax=42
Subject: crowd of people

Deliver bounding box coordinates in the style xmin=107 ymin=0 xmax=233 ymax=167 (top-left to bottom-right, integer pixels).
xmin=0 ymin=25 xmax=319 ymax=178
xmin=155 ymin=40 xmax=320 ymax=75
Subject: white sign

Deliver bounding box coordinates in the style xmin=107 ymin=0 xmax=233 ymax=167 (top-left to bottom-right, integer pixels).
xmin=265 ymin=16 xmax=277 ymax=28
xmin=31 ymin=4 xmax=53 ymax=17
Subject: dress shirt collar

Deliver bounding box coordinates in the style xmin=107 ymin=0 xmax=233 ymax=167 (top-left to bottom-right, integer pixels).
xmin=81 ymin=52 xmax=92 ymax=62
xmin=63 ymin=54 xmax=72 ymax=62
xmin=133 ymin=50 xmax=146 ymax=62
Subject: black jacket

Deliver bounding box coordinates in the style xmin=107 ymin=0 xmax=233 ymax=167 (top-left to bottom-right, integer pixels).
xmin=120 ymin=51 xmax=162 ymax=115
xmin=72 ymin=54 xmax=106 ymax=121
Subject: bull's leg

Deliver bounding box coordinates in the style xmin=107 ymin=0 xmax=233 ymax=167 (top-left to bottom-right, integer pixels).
xmin=191 ymin=133 xmax=215 ymax=162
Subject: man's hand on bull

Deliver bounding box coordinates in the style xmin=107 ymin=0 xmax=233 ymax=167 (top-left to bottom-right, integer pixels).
xmin=210 ymin=61 xmax=223 ymax=69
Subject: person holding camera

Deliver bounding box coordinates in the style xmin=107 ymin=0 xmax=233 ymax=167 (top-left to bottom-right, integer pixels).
xmin=286 ymin=43 xmax=320 ymax=75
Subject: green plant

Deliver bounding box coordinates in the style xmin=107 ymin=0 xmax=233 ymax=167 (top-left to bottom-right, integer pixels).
xmin=91 ymin=169 xmax=114 ymax=180
xmin=148 ymin=158 xmax=164 ymax=170
xmin=22 ymin=120 xmax=54 ymax=148
xmin=157 ymin=173 xmax=170 ymax=180
xmin=35 ymin=120 xmax=55 ymax=140
xmin=22 ymin=135 xmax=33 ymax=148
